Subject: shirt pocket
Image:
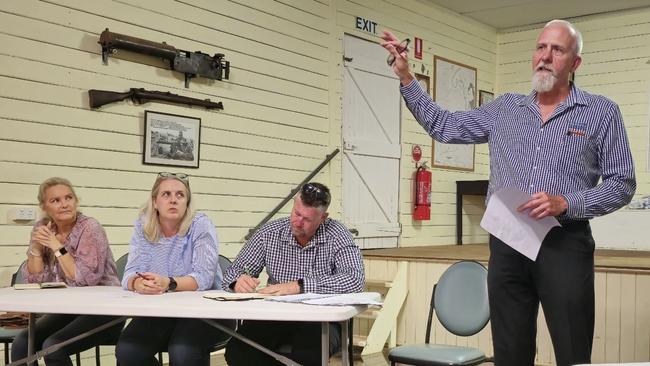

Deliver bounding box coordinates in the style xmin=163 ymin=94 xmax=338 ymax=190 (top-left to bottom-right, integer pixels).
xmin=556 ymin=132 xmax=597 ymax=173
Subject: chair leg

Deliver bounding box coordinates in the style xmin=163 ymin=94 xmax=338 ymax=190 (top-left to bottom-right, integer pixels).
xmin=75 ymin=352 xmax=81 ymax=366
xmin=348 ymin=319 xmax=354 ymax=365
xmin=95 ymin=345 xmax=101 ymax=366
xmin=158 ymin=352 xmax=163 ymax=365
xmin=4 ymin=341 xmax=10 ymax=366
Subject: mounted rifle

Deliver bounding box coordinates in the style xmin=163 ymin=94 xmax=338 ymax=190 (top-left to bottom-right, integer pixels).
xmin=98 ymin=28 xmax=230 ymax=88
xmin=88 ymin=88 xmax=223 ymax=109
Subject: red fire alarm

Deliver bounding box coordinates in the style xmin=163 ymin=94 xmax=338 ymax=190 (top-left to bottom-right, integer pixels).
xmin=414 ymin=37 xmax=423 ymax=60
xmin=412 ymin=145 xmax=422 ymax=162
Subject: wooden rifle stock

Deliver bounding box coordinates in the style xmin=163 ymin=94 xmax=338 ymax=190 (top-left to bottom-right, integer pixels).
xmin=88 ymin=88 xmax=223 ymax=109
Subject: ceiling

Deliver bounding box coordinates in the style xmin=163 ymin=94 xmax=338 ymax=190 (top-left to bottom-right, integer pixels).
xmin=421 ymin=0 xmax=650 ymax=29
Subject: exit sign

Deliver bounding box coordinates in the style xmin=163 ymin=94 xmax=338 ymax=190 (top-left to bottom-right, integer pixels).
xmin=355 ymin=16 xmax=377 ymax=34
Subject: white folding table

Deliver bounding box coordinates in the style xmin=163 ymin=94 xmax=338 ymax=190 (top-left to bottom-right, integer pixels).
xmin=0 ymin=286 xmax=365 ymax=366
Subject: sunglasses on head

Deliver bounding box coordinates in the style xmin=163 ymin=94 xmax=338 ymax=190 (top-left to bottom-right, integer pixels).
xmin=302 ymin=183 xmax=330 ymax=204
xmin=158 ymin=172 xmax=189 ymax=182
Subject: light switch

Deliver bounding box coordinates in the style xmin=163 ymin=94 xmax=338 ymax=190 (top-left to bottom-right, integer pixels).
xmin=9 ymin=207 xmax=37 ymax=222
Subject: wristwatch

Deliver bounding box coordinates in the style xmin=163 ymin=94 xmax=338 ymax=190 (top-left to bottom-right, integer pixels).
xmin=54 ymin=247 xmax=68 ymax=258
xmin=297 ymin=278 xmax=305 ymax=293
xmin=167 ymin=277 xmax=178 ymax=292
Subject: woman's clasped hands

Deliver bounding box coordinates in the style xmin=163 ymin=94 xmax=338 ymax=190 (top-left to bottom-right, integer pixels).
xmin=133 ymin=272 xmax=168 ymax=295
xmin=30 ymin=222 xmax=63 ymax=254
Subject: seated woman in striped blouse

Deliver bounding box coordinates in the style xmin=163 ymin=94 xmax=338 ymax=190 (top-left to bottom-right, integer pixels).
xmin=115 ymin=172 xmax=230 ymax=366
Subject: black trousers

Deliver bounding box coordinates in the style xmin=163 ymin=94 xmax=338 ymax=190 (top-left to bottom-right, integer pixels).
xmin=11 ymin=314 xmax=125 ymax=366
xmin=115 ymin=317 xmax=233 ymax=366
xmin=225 ymin=320 xmax=341 ymax=366
xmin=488 ymin=221 xmax=595 ymax=366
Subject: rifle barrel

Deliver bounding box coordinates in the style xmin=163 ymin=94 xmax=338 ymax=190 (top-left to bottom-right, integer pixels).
xmin=132 ymin=89 xmax=222 ymax=109
xmin=99 ymin=29 xmax=177 ymax=60
xmin=88 ymin=88 xmax=224 ymax=110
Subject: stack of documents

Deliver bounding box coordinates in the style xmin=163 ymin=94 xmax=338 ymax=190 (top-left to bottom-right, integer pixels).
xmin=203 ymin=292 xmax=271 ymax=301
xmin=266 ymin=292 xmax=382 ymax=306
xmin=203 ymin=291 xmax=383 ymax=305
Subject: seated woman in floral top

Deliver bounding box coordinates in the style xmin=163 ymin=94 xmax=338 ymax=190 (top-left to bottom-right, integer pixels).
xmin=11 ymin=177 xmax=125 ymax=366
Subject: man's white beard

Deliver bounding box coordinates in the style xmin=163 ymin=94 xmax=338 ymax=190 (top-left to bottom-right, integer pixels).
xmin=532 ymin=70 xmax=557 ymax=93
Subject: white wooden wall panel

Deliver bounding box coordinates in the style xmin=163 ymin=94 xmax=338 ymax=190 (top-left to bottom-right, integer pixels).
xmin=364 ymin=258 xmax=650 ymax=365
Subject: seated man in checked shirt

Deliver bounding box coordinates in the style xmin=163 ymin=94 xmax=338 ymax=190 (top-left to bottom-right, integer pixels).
xmin=223 ymin=182 xmax=364 ymax=366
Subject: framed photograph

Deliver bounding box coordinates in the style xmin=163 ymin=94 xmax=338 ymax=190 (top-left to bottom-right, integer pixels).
xmin=415 ymin=73 xmax=430 ymax=95
xmin=432 ymin=56 xmax=477 ymax=171
xmin=143 ymin=110 xmax=201 ymax=168
xmin=479 ymin=90 xmax=494 ymax=106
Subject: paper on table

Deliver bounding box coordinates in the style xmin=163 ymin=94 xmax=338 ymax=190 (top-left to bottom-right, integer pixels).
xmin=267 ymin=292 xmax=382 ymax=306
xmin=14 ymin=282 xmax=67 ymax=290
xmin=480 ymin=187 xmax=560 ymax=261
xmin=203 ymin=291 xmax=271 ymax=301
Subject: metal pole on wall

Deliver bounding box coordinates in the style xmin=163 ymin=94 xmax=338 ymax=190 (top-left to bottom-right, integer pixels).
xmin=244 ymin=148 xmax=340 ymax=240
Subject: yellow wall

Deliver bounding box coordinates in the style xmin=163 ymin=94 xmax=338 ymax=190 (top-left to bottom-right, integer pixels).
xmin=2 ymin=2 xmax=648 ymax=283
xmin=497 ymin=9 xmax=650 ymax=199
xmin=0 ymin=0 xmax=497 ymax=288
xmin=2 ymin=1 xmax=649 ymax=364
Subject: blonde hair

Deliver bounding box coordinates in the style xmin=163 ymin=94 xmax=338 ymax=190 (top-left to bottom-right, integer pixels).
xmin=141 ymin=175 xmax=195 ymax=242
xmin=37 ymin=177 xmax=79 ymax=221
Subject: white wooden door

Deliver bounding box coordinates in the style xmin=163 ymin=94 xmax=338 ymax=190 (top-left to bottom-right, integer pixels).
xmin=342 ymin=34 xmax=401 ymax=249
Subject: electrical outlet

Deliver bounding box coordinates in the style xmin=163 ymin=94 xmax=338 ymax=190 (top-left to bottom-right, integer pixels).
xmin=9 ymin=207 xmax=37 ymax=222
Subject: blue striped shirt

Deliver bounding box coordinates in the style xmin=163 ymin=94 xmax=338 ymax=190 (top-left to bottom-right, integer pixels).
xmin=223 ymin=217 xmax=364 ymax=294
xmin=401 ymin=80 xmax=636 ymax=220
xmin=121 ymin=212 xmax=221 ymax=290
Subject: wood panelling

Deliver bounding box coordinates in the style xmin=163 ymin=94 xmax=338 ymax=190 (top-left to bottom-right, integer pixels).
xmin=363 ymin=254 xmax=650 ymax=364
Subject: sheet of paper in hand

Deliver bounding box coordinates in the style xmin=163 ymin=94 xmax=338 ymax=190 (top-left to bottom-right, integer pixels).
xmin=480 ymin=187 xmax=560 ymax=261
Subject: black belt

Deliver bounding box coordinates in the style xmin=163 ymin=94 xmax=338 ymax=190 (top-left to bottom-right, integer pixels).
xmin=559 ymin=220 xmax=590 ymax=231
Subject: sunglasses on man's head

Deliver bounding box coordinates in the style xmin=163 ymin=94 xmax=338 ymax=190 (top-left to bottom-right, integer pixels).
xmin=302 ymin=183 xmax=330 ymax=204
xmin=158 ymin=172 xmax=189 ymax=182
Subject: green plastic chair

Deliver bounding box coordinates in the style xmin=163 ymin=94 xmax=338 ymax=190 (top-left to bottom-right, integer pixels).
xmin=1 ymin=261 xmax=26 ymax=364
xmin=388 ymin=260 xmax=493 ymax=366
xmin=93 ymin=252 xmax=128 ymax=366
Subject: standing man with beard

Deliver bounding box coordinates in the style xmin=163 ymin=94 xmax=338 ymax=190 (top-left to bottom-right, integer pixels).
xmin=381 ymin=20 xmax=635 ymax=366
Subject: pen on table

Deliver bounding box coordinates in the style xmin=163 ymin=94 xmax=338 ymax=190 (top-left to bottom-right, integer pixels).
xmin=135 ymin=272 xmax=146 ymax=280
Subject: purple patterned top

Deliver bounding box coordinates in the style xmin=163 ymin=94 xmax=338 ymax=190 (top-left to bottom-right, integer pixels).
xmin=22 ymin=214 xmax=120 ymax=286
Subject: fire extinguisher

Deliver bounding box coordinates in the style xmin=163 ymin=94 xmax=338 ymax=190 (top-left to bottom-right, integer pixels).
xmin=413 ymin=163 xmax=431 ymax=220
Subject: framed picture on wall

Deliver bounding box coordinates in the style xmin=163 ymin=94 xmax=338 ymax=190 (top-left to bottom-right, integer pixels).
xmin=415 ymin=73 xmax=430 ymax=95
xmin=431 ymin=56 xmax=477 ymax=171
xmin=143 ymin=110 xmax=201 ymax=168
xmin=479 ymin=90 xmax=494 ymax=106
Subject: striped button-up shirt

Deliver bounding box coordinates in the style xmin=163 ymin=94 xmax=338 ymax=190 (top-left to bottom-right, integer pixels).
xmin=122 ymin=212 xmax=220 ymax=290
xmin=401 ymin=80 xmax=636 ymax=220
xmin=223 ymin=217 xmax=364 ymax=294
